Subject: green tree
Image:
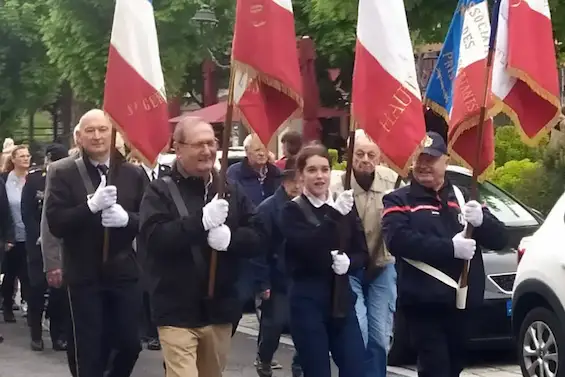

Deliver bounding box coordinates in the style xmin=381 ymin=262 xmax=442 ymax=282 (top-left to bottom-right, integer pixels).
xmin=494 ymin=125 xmax=548 ymax=167
xmin=488 ymin=159 xmax=553 ymax=213
xmin=40 ymin=0 xmax=234 ymax=104
xmin=298 ymin=0 xmax=565 ymax=83
xmin=0 ymin=0 xmax=60 ymax=137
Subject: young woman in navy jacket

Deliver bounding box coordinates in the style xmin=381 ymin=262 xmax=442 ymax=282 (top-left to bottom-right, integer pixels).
xmin=281 ymin=143 xmax=368 ymax=377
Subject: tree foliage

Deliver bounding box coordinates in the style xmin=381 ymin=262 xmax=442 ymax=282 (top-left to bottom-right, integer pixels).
xmin=494 ymin=125 xmax=547 ymax=167
xmin=40 ymin=0 xmax=234 ymax=104
xmin=0 ymin=0 xmax=59 ymax=136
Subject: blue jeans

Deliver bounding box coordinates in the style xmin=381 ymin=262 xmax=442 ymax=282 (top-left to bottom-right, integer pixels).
xmin=349 ymin=263 xmax=397 ymax=377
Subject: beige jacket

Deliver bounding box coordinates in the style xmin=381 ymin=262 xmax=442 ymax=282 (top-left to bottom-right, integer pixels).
xmin=330 ymin=166 xmax=401 ymax=268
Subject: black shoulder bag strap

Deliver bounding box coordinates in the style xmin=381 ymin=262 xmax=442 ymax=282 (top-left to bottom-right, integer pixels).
xmin=162 ymin=176 xmax=207 ymax=276
xmin=74 ymin=157 xmax=96 ymax=195
xmin=293 ymin=196 xmax=321 ymax=227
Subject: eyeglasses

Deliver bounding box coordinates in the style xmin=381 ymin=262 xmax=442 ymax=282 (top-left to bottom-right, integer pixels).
xmin=175 ymin=139 xmax=219 ymax=150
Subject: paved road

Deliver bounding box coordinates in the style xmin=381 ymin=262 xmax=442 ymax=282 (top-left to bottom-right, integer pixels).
xmin=0 ymin=312 xmax=521 ymax=377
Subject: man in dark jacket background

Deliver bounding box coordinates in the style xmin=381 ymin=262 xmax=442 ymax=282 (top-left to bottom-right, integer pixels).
xmin=254 ymin=157 xmax=303 ymax=377
xmin=226 ymin=133 xmax=282 ymax=336
xmin=139 ymin=117 xmax=263 ymax=377
xmin=21 ymin=143 xmax=69 ymax=352
xmin=381 ymin=131 xmax=508 ymax=377
xmin=132 ymin=150 xmax=171 ymax=352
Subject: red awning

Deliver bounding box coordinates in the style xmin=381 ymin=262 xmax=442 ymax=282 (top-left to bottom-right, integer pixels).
xmin=169 ymin=101 xmax=346 ymax=124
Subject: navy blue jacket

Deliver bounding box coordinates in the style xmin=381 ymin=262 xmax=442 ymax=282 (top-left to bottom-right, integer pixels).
xmin=281 ymin=195 xmax=368 ymax=299
xmin=254 ymin=186 xmax=292 ymax=293
xmin=382 ymin=179 xmax=508 ymax=309
xmin=226 ymin=158 xmax=282 ymax=206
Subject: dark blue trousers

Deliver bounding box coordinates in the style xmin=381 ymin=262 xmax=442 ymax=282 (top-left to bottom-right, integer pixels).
xmin=289 ymin=280 xmax=366 ymax=377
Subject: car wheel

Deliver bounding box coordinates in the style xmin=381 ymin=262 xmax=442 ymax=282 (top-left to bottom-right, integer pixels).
xmin=518 ymin=307 xmax=565 ymax=377
xmin=388 ymin=310 xmax=416 ymax=366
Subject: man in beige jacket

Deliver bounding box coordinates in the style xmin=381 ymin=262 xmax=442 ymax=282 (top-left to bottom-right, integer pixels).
xmin=330 ymin=129 xmax=400 ymax=377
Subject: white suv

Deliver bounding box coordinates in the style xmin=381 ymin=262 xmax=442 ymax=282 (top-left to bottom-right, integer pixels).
xmin=512 ymin=194 xmax=565 ymax=377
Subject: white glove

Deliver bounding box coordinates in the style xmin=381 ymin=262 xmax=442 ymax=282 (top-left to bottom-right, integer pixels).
xmin=202 ymin=195 xmax=229 ymax=231
xmin=207 ymin=225 xmax=231 ymax=251
xmin=463 ymin=200 xmax=483 ymax=227
xmin=330 ymin=250 xmax=351 ymax=275
xmin=452 ymin=231 xmax=476 ymax=260
xmin=101 ymin=204 xmax=129 ymax=228
xmin=333 ymin=189 xmax=354 ymax=216
xmin=87 ymin=175 xmax=117 ymax=213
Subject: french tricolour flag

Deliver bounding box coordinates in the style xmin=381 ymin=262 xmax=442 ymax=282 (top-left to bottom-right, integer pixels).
xmin=425 ymin=0 xmax=498 ymax=143
xmin=492 ymin=0 xmax=561 ymax=145
xmin=425 ymin=0 xmax=497 ymax=176
xmin=104 ymin=0 xmax=170 ymax=166
xmin=351 ymin=0 xmax=425 ymax=176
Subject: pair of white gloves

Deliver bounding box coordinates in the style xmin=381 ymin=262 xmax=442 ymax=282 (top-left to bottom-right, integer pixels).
xmin=452 ymin=200 xmax=484 ymax=260
xmin=202 ymin=196 xmax=231 ymax=251
xmin=329 ymin=189 xmax=356 ymax=275
xmin=87 ymin=176 xmax=129 ymax=228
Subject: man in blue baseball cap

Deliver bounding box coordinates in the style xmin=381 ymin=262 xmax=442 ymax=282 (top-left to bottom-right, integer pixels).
xmin=380 ymin=130 xmax=508 ymax=377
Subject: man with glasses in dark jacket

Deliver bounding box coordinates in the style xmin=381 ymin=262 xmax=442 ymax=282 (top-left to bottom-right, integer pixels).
xmin=139 ymin=117 xmax=263 ymax=377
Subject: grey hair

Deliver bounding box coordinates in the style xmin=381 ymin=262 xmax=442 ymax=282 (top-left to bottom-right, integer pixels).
xmin=243 ymin=134 xmax=254 ymax=149
xmin=173 ymin=116 xmax=208 ymax=142
xmin=73 ymin=124 xmax=80 ymax=144
xmin=347 ymin=129 xmax=375 ymax=146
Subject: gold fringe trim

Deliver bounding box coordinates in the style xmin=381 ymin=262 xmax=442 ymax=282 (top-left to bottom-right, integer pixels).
xmin=498 ymin=66 xmax=562 ymax=147
xmin=104 ymin=111 xmax=168 ymax=168
xmin=235 ymin=105 xmax=301 ymax=147
xmin=424 ymin=99 xmax=450 ymax=124
xmin=424 ymin=99 xmax=501 ymax=149
xmin=493 ymin=96 xmax=553 ymax=147
xmin=350 ymin=114 xmax=424 ymax=177
xmin=447 ymin=104 xmax=501 ymax=149
xmin=232 ymin=60 xmax=304 ymax=109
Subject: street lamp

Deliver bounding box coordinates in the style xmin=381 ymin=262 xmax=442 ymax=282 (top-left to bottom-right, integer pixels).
xmin=191 ymin=4 xmax=218 ymax=25
xmin=192 ymin=4 xmax=229 ymax=69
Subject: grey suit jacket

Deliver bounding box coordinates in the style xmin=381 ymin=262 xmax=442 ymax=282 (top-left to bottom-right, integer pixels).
xmin=41 ymin=154 xmax=80 ymax=272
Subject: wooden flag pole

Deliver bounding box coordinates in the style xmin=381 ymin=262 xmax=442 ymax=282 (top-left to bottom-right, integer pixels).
xmin=208 ymin=68 xmax=236 ymax=298
xmin=332 ymin=116 xmax=356 ymax=318
xmin=459 ymin=0 xmax=501 ymax=295
xmin=102 ymin=127 xmax=118 ymax=263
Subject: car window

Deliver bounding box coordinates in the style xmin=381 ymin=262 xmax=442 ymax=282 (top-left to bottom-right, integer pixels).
xmin=446 ymin=171 xmax=539 ymax=227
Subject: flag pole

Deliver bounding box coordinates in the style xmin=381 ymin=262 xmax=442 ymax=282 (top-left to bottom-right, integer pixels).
xmin=102 ymin=126 xmax=117 ymax=263
xmin=208 ymin=66 xmax=236 ymax=298
xmin=459 ymin=0 xmax=501 ymax=301
xmin=333 ymin=115 xmax=356 ymax=318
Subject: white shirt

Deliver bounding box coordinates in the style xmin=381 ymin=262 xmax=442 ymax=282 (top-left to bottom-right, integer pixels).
xmin=141 ymin=164 xmax=160 ymax=181
xmin=89 ymin=157 xmax=111 ymax=175
xmin=303 ymin=189 xmax=335 ymax=208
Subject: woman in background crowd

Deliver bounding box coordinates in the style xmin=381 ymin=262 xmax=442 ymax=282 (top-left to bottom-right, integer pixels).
xmin=1 ymin=145 xmax=31 ymax=323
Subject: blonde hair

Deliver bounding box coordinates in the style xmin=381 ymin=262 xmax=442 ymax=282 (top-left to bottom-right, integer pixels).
xmin=3 ymin=145 xmax=29 ymax=173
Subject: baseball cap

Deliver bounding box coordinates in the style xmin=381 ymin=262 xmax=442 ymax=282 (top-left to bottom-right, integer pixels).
xmin=45 ymin=143 xmax=69 ymax=162
xmin=421 ymin=131 xmax=448 ymax=157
